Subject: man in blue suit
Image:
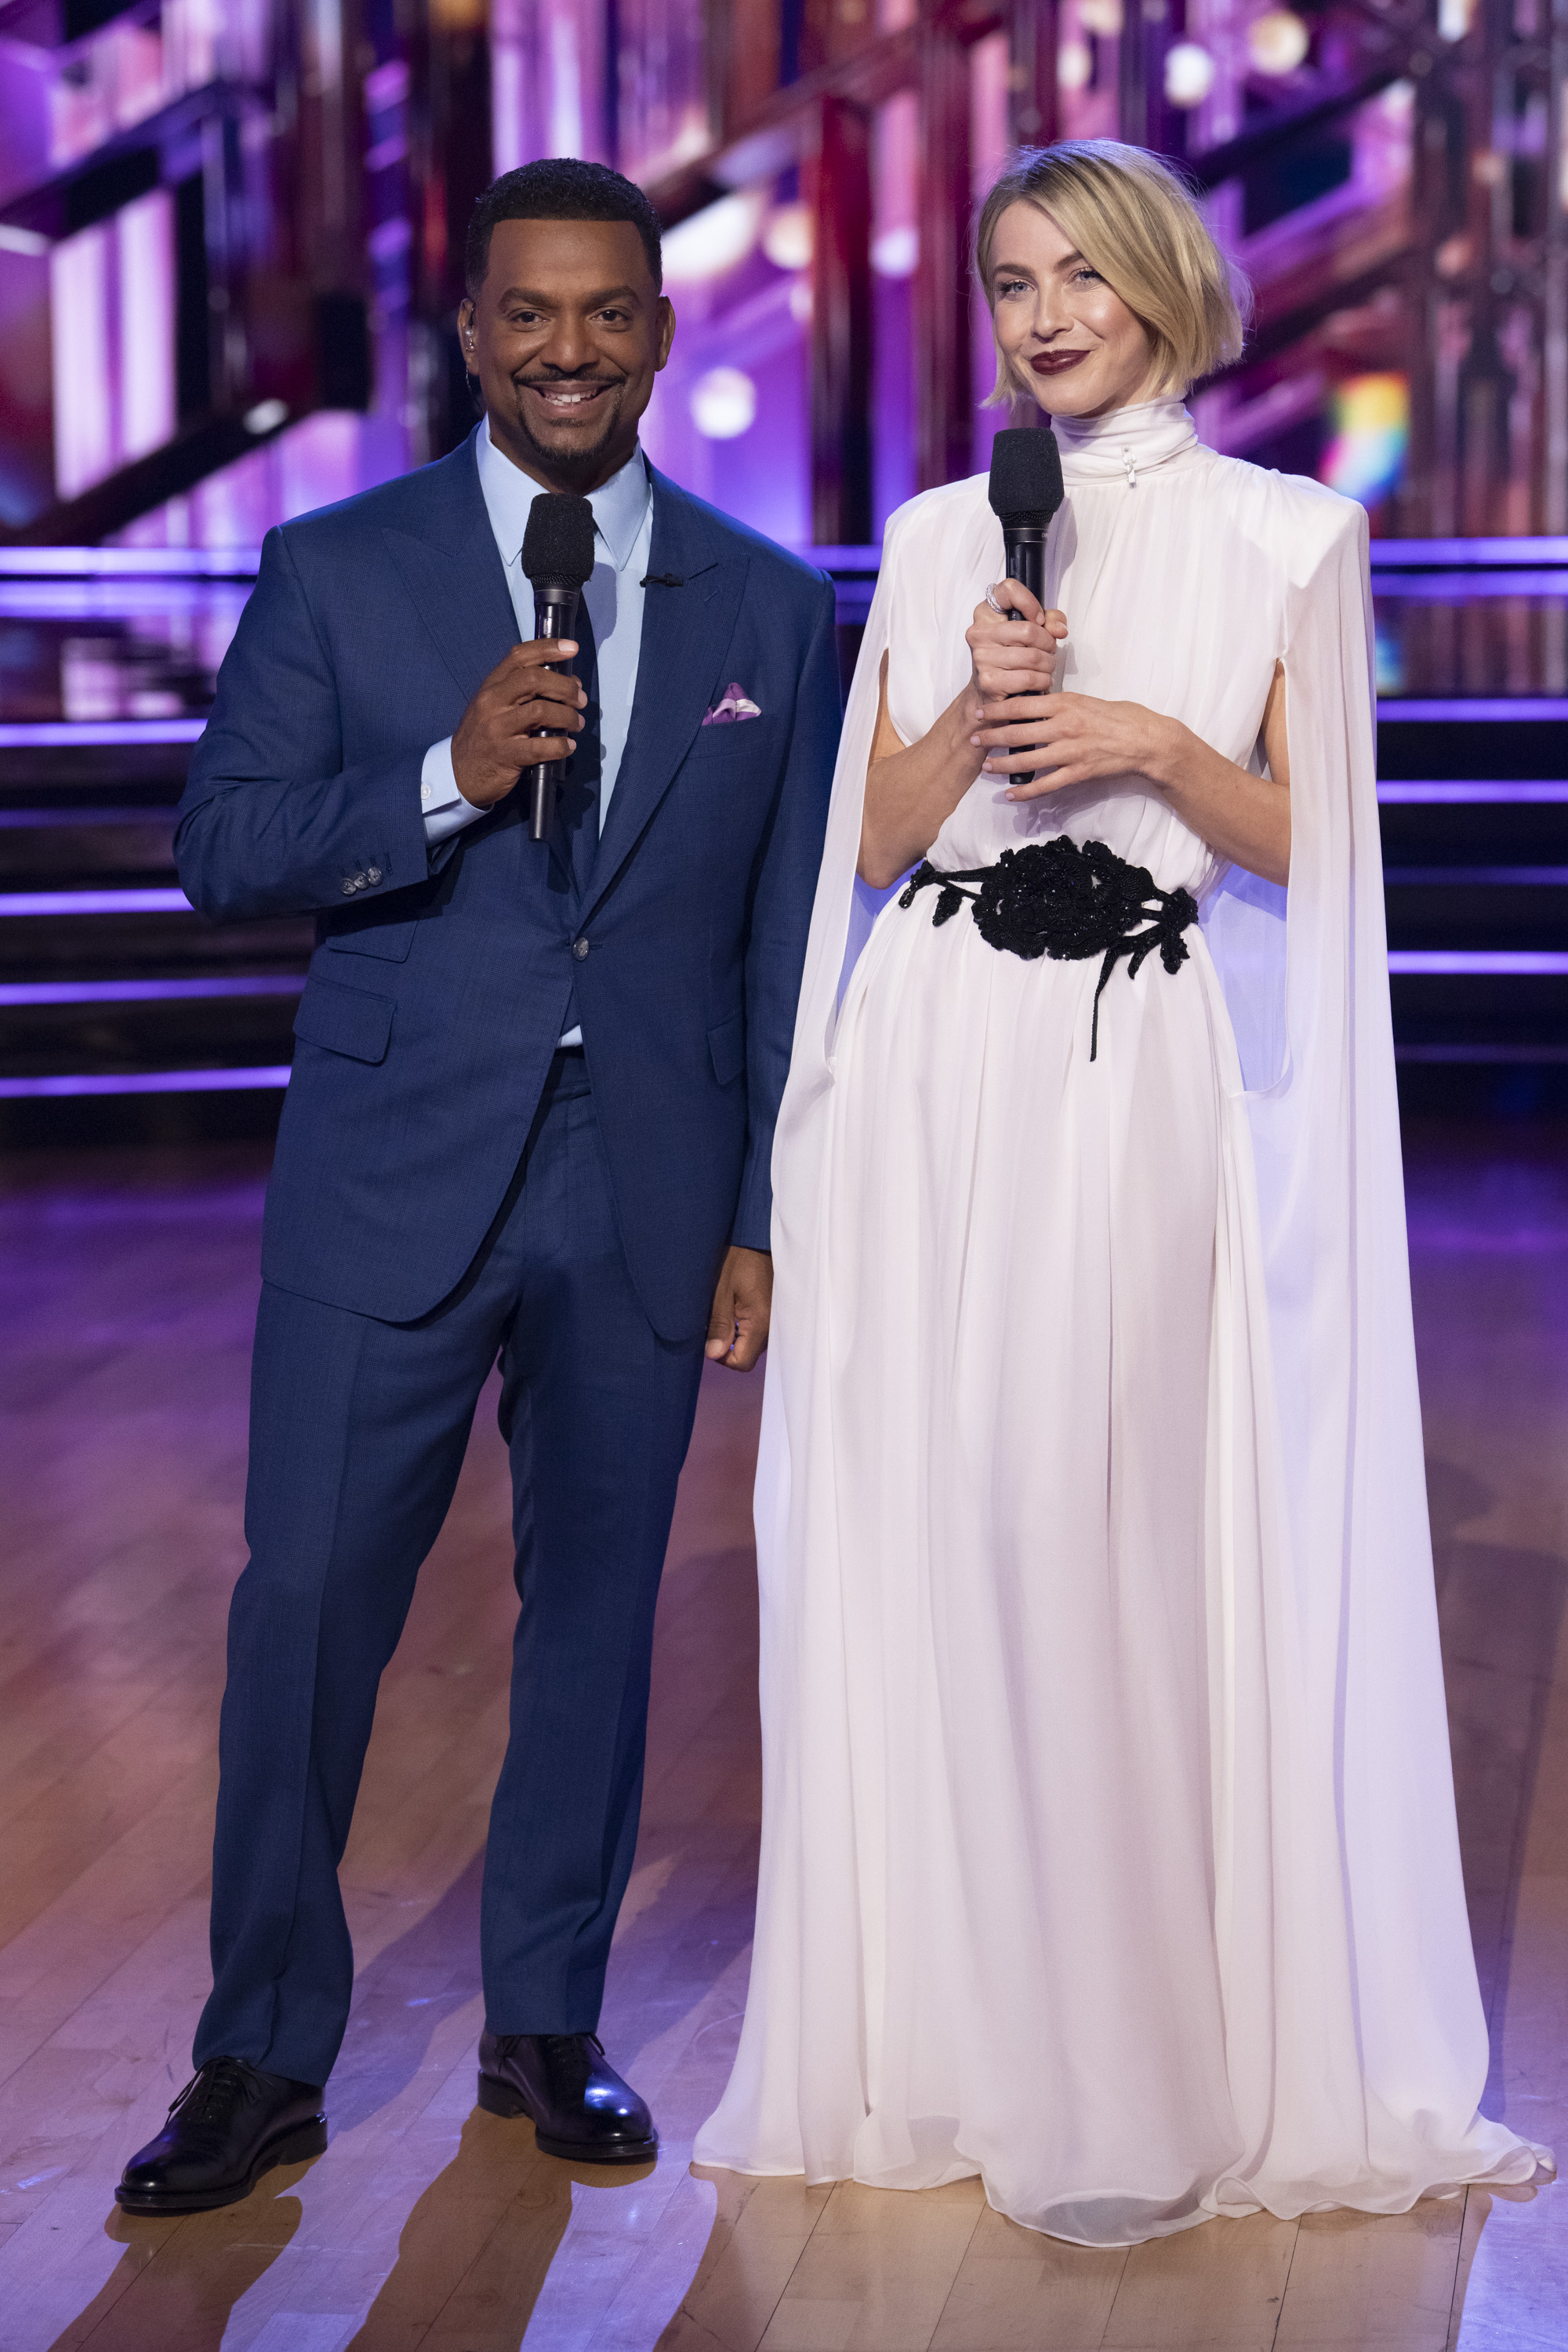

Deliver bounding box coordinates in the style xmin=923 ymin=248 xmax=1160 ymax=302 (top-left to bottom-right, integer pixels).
xmin=118 ymin=158 xmax=839 ymax=2212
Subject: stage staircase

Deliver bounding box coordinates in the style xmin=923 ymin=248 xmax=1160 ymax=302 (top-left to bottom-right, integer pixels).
xmin=2 ymin=541 xmax=1565 ymax=1143
xmin=1371 ymin=536 xmax=1568 ymax=1108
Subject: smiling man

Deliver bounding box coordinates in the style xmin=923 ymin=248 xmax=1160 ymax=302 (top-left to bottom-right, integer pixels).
xmin=117 ymin=160 xmax=840 ymax=2214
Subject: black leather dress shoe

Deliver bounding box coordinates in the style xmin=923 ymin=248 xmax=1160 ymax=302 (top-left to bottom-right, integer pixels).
xmin=477 ymin=2030 xmax=657 ymax=2162
xmin=116 ymin=2057 xmax=327 ymax=2214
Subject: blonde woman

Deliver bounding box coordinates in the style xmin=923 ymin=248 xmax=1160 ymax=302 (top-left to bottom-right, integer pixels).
xmin=695 ymin=142 xmax=1549 ymax=2243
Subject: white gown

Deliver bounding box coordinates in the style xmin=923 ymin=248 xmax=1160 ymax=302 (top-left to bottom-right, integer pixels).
xmin=693 ymin=399 xmax=1549 ymax=2245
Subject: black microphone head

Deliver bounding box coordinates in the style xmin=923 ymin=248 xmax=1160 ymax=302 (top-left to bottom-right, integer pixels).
xmin=521 ymin=492 xmax=597 ymax=592
xmin=987 ymin=426 xmax=1065 ymax=529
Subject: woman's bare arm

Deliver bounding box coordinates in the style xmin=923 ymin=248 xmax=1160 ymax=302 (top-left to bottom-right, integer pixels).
xmin=1153 ymin=659 xmax=1290 ymax=884
xmin=858 ymin=658 xmax=979 ymax=889
xmin=975 ymin=655 xmax=1292 ymax=887
xmin=858 ymin=584 xmax=1067 ymax=890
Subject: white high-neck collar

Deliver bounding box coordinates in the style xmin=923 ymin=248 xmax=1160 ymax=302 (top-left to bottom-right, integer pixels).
xmin=1048 ymin=397 xmax=1197 ymax=485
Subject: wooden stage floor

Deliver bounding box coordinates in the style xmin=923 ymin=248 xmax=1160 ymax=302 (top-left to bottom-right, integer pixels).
xmin=0 ymin=1120 xmax=1563 ymax=2352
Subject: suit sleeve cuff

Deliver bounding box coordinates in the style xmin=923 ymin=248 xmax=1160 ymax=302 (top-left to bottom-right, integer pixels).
xmin=420 ymin=738 xmax=488 ymax=846
xmin=731 ymin=1158 xmax=775 ymax=1254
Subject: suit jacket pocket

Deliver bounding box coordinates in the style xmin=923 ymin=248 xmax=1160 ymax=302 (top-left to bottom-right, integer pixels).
xmin=325 ymin=915 xmax=417 ymax=962
xmin=684 ymin=716 xmax=784 ymax=762
xmin=294 ymin=973 xmax=395 ymax=1065
xmin=708 ymin=1011 xmax=746 ymax=1087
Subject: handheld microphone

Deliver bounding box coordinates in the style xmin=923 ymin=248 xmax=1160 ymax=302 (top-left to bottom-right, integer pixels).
xmin=987 ymin=424 xmax=1065 ymax=620
xmin=520 ymin=492 xmax=597 ymax=843
xmin=986 ymin=426 xmax=1065 ymax=787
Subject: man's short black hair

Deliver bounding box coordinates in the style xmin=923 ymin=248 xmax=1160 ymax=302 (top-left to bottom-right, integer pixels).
xmin=465 ymin=159 xmax=664 ymax=297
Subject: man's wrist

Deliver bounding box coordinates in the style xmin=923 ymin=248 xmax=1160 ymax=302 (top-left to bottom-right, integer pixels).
xmin=449 ymin=742 xmax=485 ymax=807
xmin=422 ymin=736 xmax=488 ymax=844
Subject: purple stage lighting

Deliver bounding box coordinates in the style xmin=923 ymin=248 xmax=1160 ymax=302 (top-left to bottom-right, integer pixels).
xmin=0 ymin=1068 xmax=292 ymax=1100
xmin=0 ymin=721 xmax=207 ymax=747
xmin=0 ymin=890 xmax=193 ymax=916
xmin=1387 ymin=952 xmax=1568 ymax=975
xmin=1378 ymin=784 xmax=1568 ymax=803
xmin=0 ymin=978 xmax=303 ymax=1007
xmin=1377 ymin=700 xmax=1568 ymax=722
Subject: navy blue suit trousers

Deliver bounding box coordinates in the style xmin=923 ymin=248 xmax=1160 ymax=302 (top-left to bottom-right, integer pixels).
xmin=197 ymin=1054 xmax=705 ymax=2083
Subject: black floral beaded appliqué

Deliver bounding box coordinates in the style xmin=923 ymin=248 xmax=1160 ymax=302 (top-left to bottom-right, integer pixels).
xmin=898 ymin=837 xmax=1199 ymax=1061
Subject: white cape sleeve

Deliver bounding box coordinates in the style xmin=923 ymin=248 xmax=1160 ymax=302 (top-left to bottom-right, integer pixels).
xmin=1210 ymin=495 xmax=1550 ymax=2181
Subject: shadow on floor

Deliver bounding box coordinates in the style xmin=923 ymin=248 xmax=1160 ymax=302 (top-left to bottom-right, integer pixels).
xmin=343 ymin=2111 xmax=626 ymax=2348
xmin=53 ymin=2123 xmax=650 ymax=2352
xmin=49 ymin=2165 xmax=312 ymax=2352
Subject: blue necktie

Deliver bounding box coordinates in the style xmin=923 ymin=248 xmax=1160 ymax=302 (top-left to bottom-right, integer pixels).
xmin=561 ymin=591 xmax=601 ymax=905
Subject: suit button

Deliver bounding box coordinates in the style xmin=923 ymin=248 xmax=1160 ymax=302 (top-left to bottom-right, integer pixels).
xmin=572 ymin=938 xmax=590 ymax=960
xmin=366 ymin=866 xmax=383 ymax=885
xmin=341 ymin=878 xmax=357 ymax=895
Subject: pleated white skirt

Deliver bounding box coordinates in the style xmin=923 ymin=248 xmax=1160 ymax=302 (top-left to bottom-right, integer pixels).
xmin=695 ymin=894 xmax=1541 ymax=2244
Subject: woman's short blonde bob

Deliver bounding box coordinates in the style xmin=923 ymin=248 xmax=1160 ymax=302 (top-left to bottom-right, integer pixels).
xmin=976 ymin=140 xmax=1249 ymax=405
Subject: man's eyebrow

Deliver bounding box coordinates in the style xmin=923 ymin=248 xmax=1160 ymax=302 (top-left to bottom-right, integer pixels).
xmin=495 ymin=283 xmax=645 ymax=307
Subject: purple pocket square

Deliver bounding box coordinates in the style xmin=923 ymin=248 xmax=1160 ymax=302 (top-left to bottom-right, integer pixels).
xmin=701 ymin=682 xmax=762 ymax=726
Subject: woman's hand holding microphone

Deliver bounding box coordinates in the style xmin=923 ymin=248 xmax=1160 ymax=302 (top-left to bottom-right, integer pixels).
xmin=966 ymin=578 xmax=1291 ymax=883
xmin=965 ymin=577 xmax=1067 ymax=725
xmin=966 ymin=579 xmax=1178 ymax=800
xmin=862 ymin=572 xmax=1286 ymax=889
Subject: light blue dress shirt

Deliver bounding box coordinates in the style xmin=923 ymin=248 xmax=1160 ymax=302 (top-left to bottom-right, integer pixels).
xmin=419 ymin=419 xmax=654 ymax=1044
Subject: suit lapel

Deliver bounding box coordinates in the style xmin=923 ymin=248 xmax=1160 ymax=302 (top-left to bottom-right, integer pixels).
xmin=585 ymin=474 xmax=745 ymax=916
xmin=381 ymin=432 xmax=520 ymax=710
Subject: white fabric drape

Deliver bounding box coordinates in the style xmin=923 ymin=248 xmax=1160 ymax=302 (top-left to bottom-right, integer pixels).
xmin=694 ymin=401 xmax=1549 ymax=2244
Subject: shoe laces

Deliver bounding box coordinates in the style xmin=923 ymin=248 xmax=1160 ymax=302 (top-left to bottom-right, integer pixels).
xmin=497 ymin=2031 xmax=605 ymax=2089
xmin=169 ymin=2056 xmax=261 ymax=2137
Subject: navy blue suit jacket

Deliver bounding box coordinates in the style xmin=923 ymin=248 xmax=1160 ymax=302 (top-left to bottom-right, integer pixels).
xmin=176 ymin=434 xmax=840 ymax=1338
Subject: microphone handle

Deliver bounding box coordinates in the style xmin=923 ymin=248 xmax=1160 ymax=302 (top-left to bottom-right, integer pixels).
xmin=1002 ymin=524 xmax=1052 ymax=787
xmin=524 ymin=586 xmax=583 ymax=843
xmin=1001 ymin=525 xmax=1050 ymax=648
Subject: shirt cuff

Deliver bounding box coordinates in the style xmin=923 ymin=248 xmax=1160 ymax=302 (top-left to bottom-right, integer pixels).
xmin=420 ymin=738 xmax=487 ymax=845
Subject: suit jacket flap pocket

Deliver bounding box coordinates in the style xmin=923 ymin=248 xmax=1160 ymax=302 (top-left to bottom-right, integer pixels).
xmin=708 ymin=1011 xmax=746 ymax=1087
xmin=684 ymin=715 xmax=782 ymax=760
xmin=325 ymin=914 xmax=417 ymax=962
xmin=294 ymin=974 xmax=394 ymax=1065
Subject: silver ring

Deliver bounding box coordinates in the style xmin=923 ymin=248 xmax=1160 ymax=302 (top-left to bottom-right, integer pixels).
xmin=985 ymin=584 xmax=1006 ymax=616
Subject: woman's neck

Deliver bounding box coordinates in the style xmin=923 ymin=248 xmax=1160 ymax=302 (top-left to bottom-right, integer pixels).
xmin=1049 ymin=393 xmax=1182 ymax=437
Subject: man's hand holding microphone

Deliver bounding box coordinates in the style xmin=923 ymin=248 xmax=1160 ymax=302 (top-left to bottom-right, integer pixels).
xmin=451 ymin=641 xmax=586 ymax=809
xmin=453 ymin=489 xmax=598 ymax=827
